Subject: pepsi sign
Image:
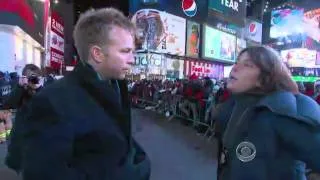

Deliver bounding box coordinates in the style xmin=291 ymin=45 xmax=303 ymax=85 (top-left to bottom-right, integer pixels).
xmin=248 ymin=22 xmax=257 ymax=36
xmin=245 ymin=19 xmax=262 ymax=43
xmin=182 ymin=0 xmax=197 ymax=17
xmin=130 ymin=0 xmax=207 ymax=22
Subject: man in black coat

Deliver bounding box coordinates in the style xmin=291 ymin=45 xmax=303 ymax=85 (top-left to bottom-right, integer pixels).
xmin=6 ymin=7 xmax=150 ymax=180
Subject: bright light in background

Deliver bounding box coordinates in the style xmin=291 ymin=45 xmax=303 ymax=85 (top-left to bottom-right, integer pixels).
xmin=14 ymin=36 xmax=23 ymax=61
xmin=26 ymin=43 xmax=33 ymax=64
xmin=34 ymin=48 xmax=41 ymax=68
xmin=54 ymin=0 xmax=59 ymax=4
xmin=224 ymin=66 xmax=233 ymax=78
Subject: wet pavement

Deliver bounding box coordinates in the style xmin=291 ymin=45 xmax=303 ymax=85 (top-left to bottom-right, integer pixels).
xmin=132 ymin=109 xmax=218 ymax=180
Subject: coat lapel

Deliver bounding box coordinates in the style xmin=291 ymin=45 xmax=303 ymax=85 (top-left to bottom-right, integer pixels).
xmin=72 ymin=64 xmax=131 ymax=140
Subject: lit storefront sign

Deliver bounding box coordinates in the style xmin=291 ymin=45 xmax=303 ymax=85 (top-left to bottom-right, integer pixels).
xmin=184 ymin=59 xmax=224 ymax=79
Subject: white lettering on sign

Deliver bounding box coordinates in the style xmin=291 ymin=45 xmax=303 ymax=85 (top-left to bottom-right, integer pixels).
xmin=51 ymin=18 xmax=64 ymax=35
xmin=134 ymin=54 xmax=162 ymax=66
xmin=217 ymin=23 xmax=237 ymax=35
xmin=51 ymin=51 xmax=63 ymax=62
xmin=221 ymin=0 xmax=240 ymax=12
xmin=191 ymin=65 xmax=211 ymax=74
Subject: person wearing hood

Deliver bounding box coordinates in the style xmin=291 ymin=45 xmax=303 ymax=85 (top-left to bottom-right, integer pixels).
xmin=213 ymin=46 xmax=320 ymax=180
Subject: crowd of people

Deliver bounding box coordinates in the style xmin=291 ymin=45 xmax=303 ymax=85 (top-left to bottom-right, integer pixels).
xmin=128 ymin=75 xmax=232 ymax=132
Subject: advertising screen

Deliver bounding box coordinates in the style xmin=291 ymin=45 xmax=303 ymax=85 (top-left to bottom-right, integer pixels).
xmin=0 ymin=0 xmax=46 ymax=45
xmin=245 ymin=19 xmax=262 ymax=43
xmin=270 ymin=8 xmax=304 ymax=38
xmin=203 ymin=25 xmax=236 ymax=62
xmin=186 ymin=21 xmax=200 ymax=58
xmin=281 ymin=48 xmax=318 ymax=68
xmin=304 ymin=8 xmax=320 ymax=42
xmin=165 ymin=13 xmax=186 ymax=56
xmin=208 ymin=0 xmax=247 ymax=25
xmin=130 ymin=0 xmax=208 ymax=22
xmin=184 ymin=59 xmax=224 ymax=79
xmin=236 ymin=38 xmax=246 ymax=57
xmin=166 ymin=57 xmax=184 ymax=79
xmin=47 ymin=12 xmax=64 ymax=69
xmin=132 ymin=9 xmax=186 ymax=56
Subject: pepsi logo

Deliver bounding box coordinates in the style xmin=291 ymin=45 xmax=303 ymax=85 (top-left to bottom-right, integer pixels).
xmin=182 ymin=0 xmax=197 ymax=17
xmin=249 ymin=22 xmax=257 ymax=35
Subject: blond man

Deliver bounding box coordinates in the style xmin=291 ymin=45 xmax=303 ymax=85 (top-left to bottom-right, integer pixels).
xmin=7 ymin=8 xmax=150 ymax=180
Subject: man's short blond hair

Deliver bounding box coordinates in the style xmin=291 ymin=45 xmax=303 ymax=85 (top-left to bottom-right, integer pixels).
xmin=73 ymin=8 xmax=135 ymax=62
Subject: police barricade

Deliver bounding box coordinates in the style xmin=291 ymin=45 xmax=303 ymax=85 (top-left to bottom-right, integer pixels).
xmin=131 ymin=89 xmax=216 ymax=139
xmin=171 ymin=95 xmax=215 ymax=137
xmin=133 ymin=88 xmax=172 ymax=113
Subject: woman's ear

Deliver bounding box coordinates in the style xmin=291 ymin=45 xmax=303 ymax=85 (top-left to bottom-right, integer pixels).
xmin=256 ymin=80 xmax=262 ymax=88
xmin=256 ymin=76 xmax=266 ymax=88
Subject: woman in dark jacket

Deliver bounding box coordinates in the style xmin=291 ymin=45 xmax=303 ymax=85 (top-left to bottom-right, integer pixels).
xmin=214 ymin=46 xmax=320 ymax=180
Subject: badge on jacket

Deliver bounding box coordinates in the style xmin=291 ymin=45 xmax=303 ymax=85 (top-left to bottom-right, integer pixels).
xmin=236 ymin=141 xmax=256 ymax=162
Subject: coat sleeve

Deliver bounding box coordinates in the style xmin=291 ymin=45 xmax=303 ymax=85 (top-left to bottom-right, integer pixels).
xmin=272 ymin=116 xmax=320 ymax=172
xmin=2 ymin=86 xmax=25 ymax=109
xmin=15 ymin=95 xmax=84 ymax=180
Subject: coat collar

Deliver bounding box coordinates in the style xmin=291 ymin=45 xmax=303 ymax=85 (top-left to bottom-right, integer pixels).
xmin=71 ymin=63 xmax=131 ymax=137
xmin=256 ymin=91 xmax=320 ymax=126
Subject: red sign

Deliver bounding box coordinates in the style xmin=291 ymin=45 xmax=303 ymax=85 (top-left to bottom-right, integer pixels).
xmin=184 ymin=59 xmax=224 ymax=79
xmin=191 ymin=64 xmax=211 ymax=74
xmin=51 ymin=11 xmax=64 ymax=37
xmin=249 ymin=22 xmax=257 ymax=35
xmin=49 ymin=11 xmax=64 ymax=69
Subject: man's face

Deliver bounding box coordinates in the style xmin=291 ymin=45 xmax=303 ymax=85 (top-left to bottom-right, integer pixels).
xmin=96 ymin=26 xmax=135 ymax=80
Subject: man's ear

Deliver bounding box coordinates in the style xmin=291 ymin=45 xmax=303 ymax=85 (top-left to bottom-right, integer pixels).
xmin=89 ymin=45 xmax=104 ymax=63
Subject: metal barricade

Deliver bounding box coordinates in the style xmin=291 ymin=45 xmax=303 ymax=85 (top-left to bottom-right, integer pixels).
xmin=132 ymin=90 xmax=217 ymax=139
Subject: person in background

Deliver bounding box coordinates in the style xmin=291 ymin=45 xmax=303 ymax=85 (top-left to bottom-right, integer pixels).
xmin=203 ymin=77 xmax=213 ymax=99
xmin=7 ymin=7 xmax=150 ymax=180
xmin=215 ymin=82 xmax=230 ymax=105
xmin=4 ymin=64 xmax=43 ymax=173
xmin=304 ymin=82 xmax=314 ymax=97
xmin=313 ymin=80 xmax=320 ymax=104
xmin=179 ymin=74 xmax=197 ymax=118
xmin=296 ymin=81 xmax=306 ymax=93
xmin=213 ymin=46 xmax=320 ymax=180
xmin=3 ymin=64 xmax=43 ymax=110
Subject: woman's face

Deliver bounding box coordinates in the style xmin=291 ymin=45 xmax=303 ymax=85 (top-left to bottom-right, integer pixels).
xmin=227 ymin=52 xmax=262 ymax=94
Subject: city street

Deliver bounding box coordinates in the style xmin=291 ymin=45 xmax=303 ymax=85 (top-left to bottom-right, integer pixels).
xmin=0 ymin=109 xmax=218 ymax=180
